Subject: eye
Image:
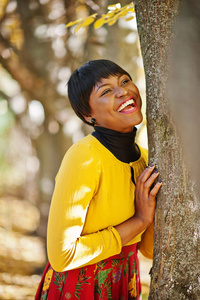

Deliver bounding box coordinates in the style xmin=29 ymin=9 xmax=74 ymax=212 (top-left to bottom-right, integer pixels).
xmin=121 ymin=78 xmax=130 ymax=85
xmin=101 ymin=88 xmax=112 ymax=96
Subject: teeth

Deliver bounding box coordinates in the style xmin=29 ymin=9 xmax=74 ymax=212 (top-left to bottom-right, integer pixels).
xmin=118 ymin=99 xmax=135 ymax=112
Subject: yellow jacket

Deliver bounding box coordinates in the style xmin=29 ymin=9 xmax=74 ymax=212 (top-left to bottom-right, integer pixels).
xmin=47 ymin=134 xmax=153 ymax=272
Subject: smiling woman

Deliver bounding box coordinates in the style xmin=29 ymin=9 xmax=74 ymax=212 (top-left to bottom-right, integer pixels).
xmin=87 ymin=73 xmax=143 ymax=132
xmin=35 ymin=60 xmax=162 ymax=300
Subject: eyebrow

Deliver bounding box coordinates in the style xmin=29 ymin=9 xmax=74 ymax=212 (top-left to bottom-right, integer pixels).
xmin=96 ymin=74 xmax=124 ymax=91
xmin=97 ymin=83 xmax=110 ymax=91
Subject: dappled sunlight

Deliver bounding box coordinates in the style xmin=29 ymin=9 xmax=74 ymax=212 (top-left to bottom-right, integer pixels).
xmin=48 ymin=119 xmax=60 ymax=134
xmin=67 ymin=34 xmax=85 ymax=54
xmin=26 ymin=156 xmax=40 ymax=174
xmin=138 ymin=252 xmax=152 ymax=299
xmin=119 ymin=15 xmax=137 ymax=30
xmin=0 ymin=100 xmax=8 ymax=115
xmin=0 ymin=67 xmax=20 ymax=97
xmin=62 ymin=115 xmax=85 ymax=142
xmin=28 ymin=100 xmax=45 ymax=126
xmin=0 ymin=0 xmax=150 ymax=298
xmin=6 ymin=1 xmax=17 ymax=14
xmin=73 ymin=186 xmax=92 ymax=206
xmin=56 ymin=79 xmax=68 ymax=95
xmin=58 ymin=66 xmax=71 ymax=81
xmin=125 ymin=31 xmax=137 ymax=44
xmin=63 ymin=116 xmax=82 ymax=136
xmin=52 ymin=37 xmax=67 ymax=58
xmin=0 ymin=197 xmax=40 ymax=233
xmin=81 ymin=157 xmax=95 ymax=167
xmin=0 ymin=196 xmax=46 ymax=298
xmin=39 ymin=0 xmax=49 ymax=4
xmin=40 ymin=177 xmax=54 ymax=196
xmin=63 ymin=226 xmax=82 ymax=248
xmin=10 ymin=94 xmax=27 ymax=115
xmin=48 ymin=1 xmax=65 ymax=20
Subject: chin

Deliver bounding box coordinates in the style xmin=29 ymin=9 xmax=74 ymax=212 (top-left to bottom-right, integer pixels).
xmin=134 ymin=115 xmax=143 ymax=126
xmin=137 ymin=117 xmax=143 ymax=125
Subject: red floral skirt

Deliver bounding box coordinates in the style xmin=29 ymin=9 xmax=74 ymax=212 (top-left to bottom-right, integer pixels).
xmin=35 ymin=244 xmax=141 ymax=300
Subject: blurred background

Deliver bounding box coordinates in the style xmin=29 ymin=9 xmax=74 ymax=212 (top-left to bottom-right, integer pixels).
xmin=0 ymin=0 xmax=150 ymax=299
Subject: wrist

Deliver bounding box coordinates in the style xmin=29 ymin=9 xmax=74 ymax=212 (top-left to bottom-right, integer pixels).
xmin=132 ymin=215 xmax=153 ymax=230
xmin=115 ymin=215 xmax=152 ymax=247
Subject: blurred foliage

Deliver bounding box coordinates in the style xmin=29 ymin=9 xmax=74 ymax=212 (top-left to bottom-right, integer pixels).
xmin=0 ymin=0 xmax=147 ymax=235
xmin=0 ymin=0 xmax=148 ymax=298
xmin=66 ymin=2 xmax=135 ymax=32
xmin=0 ymin=0 xmax=146 ymax=205
xmin=0 ymin=0 xmax=91 ymax=204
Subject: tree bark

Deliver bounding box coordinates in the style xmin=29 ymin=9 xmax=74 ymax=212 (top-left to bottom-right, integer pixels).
xmin=168 ymin=0 xmax=200 ymax=198
xmin=134 ymin=1 xmax=200 ymax=299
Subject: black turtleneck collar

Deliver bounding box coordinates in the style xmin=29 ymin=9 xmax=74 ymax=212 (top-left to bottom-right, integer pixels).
xmin=92 ymin=126 xmax=140 ymax=163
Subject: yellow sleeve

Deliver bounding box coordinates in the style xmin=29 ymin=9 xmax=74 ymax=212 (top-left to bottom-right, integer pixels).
xmin=137 ymin=222 xmax=154 ymax=259
xmin=47 ymin=142 xmax=122 ymax=272
xmin=137 ymin=147 xmax=154 ymax=259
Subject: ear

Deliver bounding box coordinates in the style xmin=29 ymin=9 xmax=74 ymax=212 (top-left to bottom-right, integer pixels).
xmin=84 ymin=115 xmax=92 ymax=123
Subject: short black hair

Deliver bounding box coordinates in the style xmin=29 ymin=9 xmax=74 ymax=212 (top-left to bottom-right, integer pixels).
xmin=67 ymin=59 xmax=132 ymax=126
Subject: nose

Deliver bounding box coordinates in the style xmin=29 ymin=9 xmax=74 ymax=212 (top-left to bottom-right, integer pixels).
xmin=115 ymin=86 xmax=128 ymax=98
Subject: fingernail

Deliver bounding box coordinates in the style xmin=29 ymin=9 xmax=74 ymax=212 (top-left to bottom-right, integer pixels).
xmin=149 ymin=163 xmax=154 ymax=167
xmin=155 ymin=170 xmax=159 ymax=173
xmin=158 ymin=180 xmax=162 ymax=183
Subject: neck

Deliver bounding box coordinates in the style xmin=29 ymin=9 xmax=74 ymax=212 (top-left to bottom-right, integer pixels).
xmin=92 ymin=126 xmax=140 ymax=163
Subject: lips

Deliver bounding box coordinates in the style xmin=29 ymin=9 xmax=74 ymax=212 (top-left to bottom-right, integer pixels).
xmin=117 ymin=98 xmax=137 ymax=113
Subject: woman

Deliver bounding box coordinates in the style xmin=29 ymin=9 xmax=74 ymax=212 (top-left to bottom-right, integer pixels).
xmin=35 ymin=59 xmax=162 ymax=300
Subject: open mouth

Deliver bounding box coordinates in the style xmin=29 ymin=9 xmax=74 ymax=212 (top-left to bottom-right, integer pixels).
xmin=117 ymin=99 xmax=136 ymax=112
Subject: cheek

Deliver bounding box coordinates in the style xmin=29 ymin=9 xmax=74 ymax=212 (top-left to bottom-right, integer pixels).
xmin=91 ymin=98 xmax=111 ymax=112
xmin=90 ymin=103 xmax=104 ymax=118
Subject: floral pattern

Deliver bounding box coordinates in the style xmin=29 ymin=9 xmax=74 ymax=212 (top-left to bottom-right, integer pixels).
xmin=75 ymin=268 xmax=92 ymax=299
xmin=128 ymin=274 xmax=137 ymax=298
xmin=43 ymin=268 xmax=53 ymax=291
xmin=53 ymin=271 xmax=68 ymax=291
xmin=93 ymin=250 xmax=140 ymax=300
xmin=35 ymin=244 xmax=141 ymax=300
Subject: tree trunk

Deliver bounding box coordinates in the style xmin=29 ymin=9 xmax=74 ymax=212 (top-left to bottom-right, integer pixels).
xmin=168 ymin=0 xmax=200 ymax=198
xmin=134 ymin=1 xmax=200 ymax=299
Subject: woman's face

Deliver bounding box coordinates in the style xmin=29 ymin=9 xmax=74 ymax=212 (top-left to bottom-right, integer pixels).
xmin=87 ymin=74 xmax=143 ymax=133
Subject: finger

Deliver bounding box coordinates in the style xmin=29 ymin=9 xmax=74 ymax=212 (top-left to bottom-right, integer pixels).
xmin=143 ymin=171 xmax=160 ymax=189
xmin=137 ymin=164 xmax=156 ymax=184
xmin=149 ymin=180 xmax=162 ymax=198
xmin=139 ymin=171 xmax=160 ymax=200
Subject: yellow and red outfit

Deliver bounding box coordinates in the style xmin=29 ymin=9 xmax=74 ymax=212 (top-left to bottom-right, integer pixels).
xmin=35 ymin=129 xmax=153 ymax=300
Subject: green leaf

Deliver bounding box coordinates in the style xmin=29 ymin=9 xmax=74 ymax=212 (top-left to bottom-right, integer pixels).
xmin=97 ymin=269 xmax=112 ymax=285
xmin=124 ymin=264 xmax=128 ymax=277
xmin=41 ymin=291 xmax=47 ymax=300
xmin=94 ymin=284 xmax=102 ymax=297
xmin=97 ymin=260 xmax=108 ymax=270
xmin=128 ymin=251 xmax=134 ymax=257
xmin=53 ymin=282 xmax=61 ymax=286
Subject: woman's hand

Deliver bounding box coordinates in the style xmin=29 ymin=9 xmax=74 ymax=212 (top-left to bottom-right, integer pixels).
xmin=115 ymin=164 xmax=162 ymax=247
xmin=134 ymin=164 xmax=162 ymax=227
